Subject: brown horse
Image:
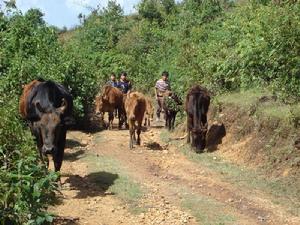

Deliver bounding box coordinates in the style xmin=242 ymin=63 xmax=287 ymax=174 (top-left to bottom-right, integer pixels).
xmin=125 ymin=92 xmax=146 ymax=149
xmin=95 ymin=85 xmax=126 ymax=129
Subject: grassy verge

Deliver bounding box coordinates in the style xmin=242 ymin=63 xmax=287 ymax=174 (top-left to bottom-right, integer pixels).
xmin=179 ymin=143 xmax=300 ymax=216
xmin=82 ymin=153 xmax=145 ymax=214
xmin=180 ymin=187 xmax=236 ymax=225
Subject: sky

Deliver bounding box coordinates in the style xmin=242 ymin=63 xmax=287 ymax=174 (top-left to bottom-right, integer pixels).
xmin=13 ymin=0 xmax=140 ymax=28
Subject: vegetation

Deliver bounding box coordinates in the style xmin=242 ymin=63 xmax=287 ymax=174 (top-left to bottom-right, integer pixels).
xmin=0 ymin=0 xmax=299 ymax=224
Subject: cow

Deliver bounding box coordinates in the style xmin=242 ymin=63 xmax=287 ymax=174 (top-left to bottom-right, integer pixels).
xmin=95 ymin=85 xmax=126 ymax=129
xmin=163 ymin=91 xmax=182 ymax=131
xmin=19 ymin=79 xmax=73 ymax=172
xmin=185 ymin=85 xmax=210 ymax=152
xmin=144 ymin=96 xmax=154 ymax=127
xmin=125 ymin=92 xmax=146 ymax=149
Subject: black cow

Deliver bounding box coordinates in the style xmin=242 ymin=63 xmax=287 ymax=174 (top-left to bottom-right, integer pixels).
xmin=19 ymin=80 xmax=73 ymax=172
xmin=163 ymin=91 xmax=182 ymax=131
xmin=185 ymin=85 xmax=210 ymax=152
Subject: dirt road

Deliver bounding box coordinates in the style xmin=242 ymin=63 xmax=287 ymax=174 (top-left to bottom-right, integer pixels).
xmin=49 ymin=121 xmax=300 ymax=225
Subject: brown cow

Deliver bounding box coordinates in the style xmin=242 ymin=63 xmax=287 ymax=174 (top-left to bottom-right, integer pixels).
xmin=144 ymin=96 xmax=154 ymax=127
xmin=185 ymin=85 xmax=210 ymax=152
xmin=125 ymin=92 xmax=146 ymax=149
xmin=95 ymin=85 xmax=126 ymax=129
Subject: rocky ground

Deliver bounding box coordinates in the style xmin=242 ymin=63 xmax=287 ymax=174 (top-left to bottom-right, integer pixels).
xmin=49 ymin=120 xmax=300 ymax=225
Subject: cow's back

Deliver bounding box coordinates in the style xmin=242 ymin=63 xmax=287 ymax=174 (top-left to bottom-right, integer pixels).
xmin=20 ymin=80 xmax=73 ymax=120
xmin=19 ymin=80 xmax=42 ymax=119
xmin=102 ymin=85 xmax=123 ymax=107
xmin=34 ymin=81 xmax=73 ymax=117
xmin=125 ymin=92 xmax=146 ymax=121
xmin=185 ymin=85 xmax=210 ymax=124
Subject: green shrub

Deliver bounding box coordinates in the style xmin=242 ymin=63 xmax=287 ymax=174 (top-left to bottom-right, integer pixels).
xmin=0 ymin=100 xmax=58 ymax=225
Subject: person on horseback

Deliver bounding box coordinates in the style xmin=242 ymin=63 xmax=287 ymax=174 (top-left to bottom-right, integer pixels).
xmin=106 ymin=73 xmax=119 ymax=88
xmin=155 ymin=71 xmax=171 ymax=121
xmin=118 ymin=71 xmax=132 ymax=94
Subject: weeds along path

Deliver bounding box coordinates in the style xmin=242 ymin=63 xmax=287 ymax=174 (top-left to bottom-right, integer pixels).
xmin=50 ymin=122 xmax=300 ymax=225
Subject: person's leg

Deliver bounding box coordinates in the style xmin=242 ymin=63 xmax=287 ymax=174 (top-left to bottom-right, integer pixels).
xmin=156 ymin=97 xmax=163 ymax=121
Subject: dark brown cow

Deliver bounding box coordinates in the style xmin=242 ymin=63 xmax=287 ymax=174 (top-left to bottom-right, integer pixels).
xmin=144 ymin=96 xmax=154 ymax=127
xmin=19 ymin=80 xmax=73 ymax=172
xmin=163 ymin=91 xmax=182 ymax=131
xmin=95 ymin=85 xmax=126 ymax=129
xmin=185 ymin=85 xmax=210 ymax=152
xmin=125 ymin=92 xmax=146 ymax=149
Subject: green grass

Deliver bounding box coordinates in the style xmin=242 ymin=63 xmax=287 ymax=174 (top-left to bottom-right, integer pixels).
xmin=216 ymin=89 xmax=266 ymax=108
xmin=178 ymin=145 xmax=300 ymax=216
xmin=160 ymin=129 xmax=171 ymax=143
xmin=181 ymin=189 xmax=236 ymax=225
xmin=216 ymin=89 xmax=300 ymax=124
xmin=82 ymin=153 xmax=144 ymax=213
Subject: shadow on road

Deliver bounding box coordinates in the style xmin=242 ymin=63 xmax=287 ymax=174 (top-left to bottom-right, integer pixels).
xmin=64 ymin=149 xmax=85 ymax=162
xmin=64 ymin=171 xmax=119 ymax=199
xmin=65 ymin=139 xmax=86 ymax=148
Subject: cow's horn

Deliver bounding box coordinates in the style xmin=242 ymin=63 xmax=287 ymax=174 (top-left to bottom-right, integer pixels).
xmin=58 ymin=98 xmax=67 ymax=114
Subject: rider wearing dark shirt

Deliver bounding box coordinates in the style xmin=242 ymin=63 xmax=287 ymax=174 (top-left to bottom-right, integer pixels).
xmin=118 ymin=71 xmax=132 ymax=94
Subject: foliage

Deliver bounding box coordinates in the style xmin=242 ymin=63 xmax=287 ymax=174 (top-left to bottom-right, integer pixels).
xmin=0 ymin=0 xmax=299 ymax=223
xmin=0 ymin=100 xmax=58 ymax=225
xmin=164 ymin=96 xmax=181 ymax=112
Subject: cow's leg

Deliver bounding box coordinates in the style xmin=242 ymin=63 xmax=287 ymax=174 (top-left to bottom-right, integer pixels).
xmin=31 ymin=124 xmax=48 ymax=167
xmin=118 ymin=107 xmax=125 ymax=129
xmin=136 ymin=120 xmax=142 ymax=145
xmin=53 ymin=129 xmax=66 ymax=181
xmin=108 ymin=111 xmax=114 ymax=130
xmin=171 ymin=113 xmax=176 ymax=130
xmin=187 ymin=116 xmax=191 ymax=144
xmin=133 ymin=122 xmax=137 ymax=144
xmin=99 ymin=112 xmax=106 ymax=128
xmin=144 ymin=116 xmax=147 ymax=127
xmin=129 ymin=121 xmax=134 ymax=149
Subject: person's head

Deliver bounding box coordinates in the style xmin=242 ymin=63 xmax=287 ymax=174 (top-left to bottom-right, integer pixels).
xmin=161 ymin=71 xmax=169 ymax=81
xmin=120 ymin=71 xmax=127 ymax=81
xmin=110 ymin=73 xmax=116 ymax=81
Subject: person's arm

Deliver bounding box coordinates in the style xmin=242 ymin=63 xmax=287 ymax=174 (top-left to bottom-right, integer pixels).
xmin=154 ymin=87 xmax=158 ymax=100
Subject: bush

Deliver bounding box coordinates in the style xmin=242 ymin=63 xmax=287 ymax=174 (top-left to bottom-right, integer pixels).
xmin=0 ymin=100 xmax=58 ymax=225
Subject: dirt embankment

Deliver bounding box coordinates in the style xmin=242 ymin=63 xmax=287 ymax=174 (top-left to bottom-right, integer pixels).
xmin=208 ymin=94 xmax=300 ymax=178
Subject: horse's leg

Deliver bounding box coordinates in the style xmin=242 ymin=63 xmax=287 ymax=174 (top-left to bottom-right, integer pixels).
xmin=129 ymin=121 xmax=134 ymax=149
xmin=108 ymin=111 xmax=114 ymax=130
xmin=136 ymin=120 xmax=142 ymax=145
xmin=187 ymin=116 xmax=191 ymax=144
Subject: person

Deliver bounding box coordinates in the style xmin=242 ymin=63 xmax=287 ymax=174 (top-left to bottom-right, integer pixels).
xmin=106 ymin=73 xmax=119 ymax=88
xmin=118 ymin=71 xmax=132 ymax=94
xmin=155 ymin=71 xmax=171 ymax=121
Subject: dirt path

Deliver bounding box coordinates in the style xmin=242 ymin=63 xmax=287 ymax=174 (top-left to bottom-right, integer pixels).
xmin=49 ymin=122 xmax=300 ymax=225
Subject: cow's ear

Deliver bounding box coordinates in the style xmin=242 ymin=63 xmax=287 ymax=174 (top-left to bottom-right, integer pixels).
xmin=35 ymin=101 xmax=45 ymax=113
xmin=58 ymin=98 xmax=67 ymax=114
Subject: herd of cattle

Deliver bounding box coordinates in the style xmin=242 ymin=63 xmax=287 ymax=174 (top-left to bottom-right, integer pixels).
xmin=19 ymin=79 xmax=210 ymax=173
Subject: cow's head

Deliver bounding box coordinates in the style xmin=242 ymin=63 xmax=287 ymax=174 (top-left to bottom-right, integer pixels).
xmin=191 ymin=124 xmax=207 ymax=152
xmin=95 ymin=96 xmax=105 ymax=120
xmin=34 ymin=98 xmax=67 ymax=155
